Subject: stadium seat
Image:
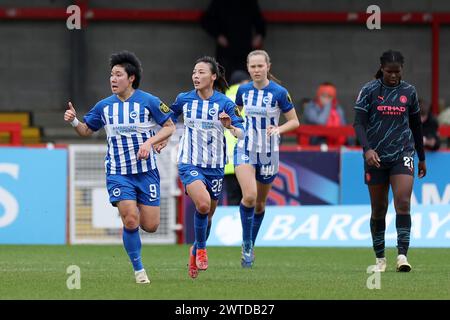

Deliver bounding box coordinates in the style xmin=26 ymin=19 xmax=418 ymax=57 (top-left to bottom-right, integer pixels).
xmin=0 ymin=111 xmax=42 ymax=144
xmin=0 ymin=112 xmax=31 ymax=127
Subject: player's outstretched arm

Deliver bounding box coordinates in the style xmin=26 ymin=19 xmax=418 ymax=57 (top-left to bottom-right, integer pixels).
xmin=64 ymin=102 xmax=94 ymax=137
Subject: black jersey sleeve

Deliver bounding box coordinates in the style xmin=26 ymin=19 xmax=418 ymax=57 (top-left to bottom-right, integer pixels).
xmin=409 ymin=112 xmax=426 ymax=161
xmin=353 ymin=110 xmax=371 ymax=153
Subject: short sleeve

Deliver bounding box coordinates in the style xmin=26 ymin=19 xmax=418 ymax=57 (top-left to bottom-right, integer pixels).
xmin=170 ymin=93 xmax=185 ymax=124
xmin=278 ymin=88 xmax=294 ymax=113
xmin=224 ymin=100 xmax=244 ymax=130
xmin=83 ymin=102 xmax=105 ymax=132
xmin=148 ymin=96 xmax=173 ymax=126
xmin=235 ymin=85 xmax=244 ymax=106
xmin=354 ymin=86 xmax=371 ymax=113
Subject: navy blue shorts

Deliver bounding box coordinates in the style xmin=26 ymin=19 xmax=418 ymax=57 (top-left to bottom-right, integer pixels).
xmin=364 ymin=156 xmax=414 ymax=185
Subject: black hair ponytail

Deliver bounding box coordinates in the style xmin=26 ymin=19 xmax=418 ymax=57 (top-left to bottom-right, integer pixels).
xmin=195 ymin=56 xmax=229 ymax=93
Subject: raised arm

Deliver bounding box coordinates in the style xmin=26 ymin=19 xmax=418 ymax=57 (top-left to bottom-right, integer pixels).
xmin=303 ymin=101 xmax=332 ymax=125
xmin=64 ymin=102 xmax=94 ymax=137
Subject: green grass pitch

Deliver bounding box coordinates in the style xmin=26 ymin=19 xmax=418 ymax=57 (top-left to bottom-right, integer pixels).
xmin=0 ymin=245 xmax=449 ymax=300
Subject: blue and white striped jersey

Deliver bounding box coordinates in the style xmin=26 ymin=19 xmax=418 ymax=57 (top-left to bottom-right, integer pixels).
xmin=83 ymin=89 xmax=173 ymax=175
xmin=235 ymin=80 xmax=293 ymax=154
xmin=171 ymin=90 xmax=244 ymax=169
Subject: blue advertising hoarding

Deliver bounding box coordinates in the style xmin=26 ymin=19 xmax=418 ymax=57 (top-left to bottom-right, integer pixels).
xmin=184 ymin=150 xmax=340 ymax=243
xmin=341 ymin=149 xmax=450 ymax=205
xmin=271 ymin=151 xmax=340 ymax=205
xmin=0 ymin=147 xmax=67 ymax=244
xmin=207 ymin=205 xmax=450 ymax=247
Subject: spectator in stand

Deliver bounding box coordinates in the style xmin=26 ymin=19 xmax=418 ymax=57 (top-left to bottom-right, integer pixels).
xmin=200 ymin=0 xmax=266 ymax=83
xmin=420 ymin=99 xmax=440 ymax=151
xmin=437 ymin=102 xmax=450 ymax=147
xmin=303 ymin=82 xmax=347 ymax=145
xmin=438 ymin=103 xmax=450 ymax=125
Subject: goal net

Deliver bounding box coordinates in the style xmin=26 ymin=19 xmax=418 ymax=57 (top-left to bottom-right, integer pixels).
xmin=69 ymin=142 xmax=180 ymax=244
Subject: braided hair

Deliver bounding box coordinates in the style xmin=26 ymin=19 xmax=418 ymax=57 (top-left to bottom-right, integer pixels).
xmin=375 ymin=50 xmax=404 ymax=79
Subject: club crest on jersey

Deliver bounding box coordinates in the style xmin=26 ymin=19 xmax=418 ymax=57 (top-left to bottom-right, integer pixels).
xmin=400 ymin=95 xmax=408 ymax=104
xmin=129 ymin=111 xmax=138 ymax=120
xmin=159 ymin=102 xmax=171 ymax=114
xmin=208 ymin=107 xmax=218 ymax=117
xmin=263 ymin=96 xmax=271 ymax=105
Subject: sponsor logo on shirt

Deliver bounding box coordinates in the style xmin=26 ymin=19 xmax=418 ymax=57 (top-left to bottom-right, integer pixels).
xmin=185 ymin=119 xmax=217 ymax=130
xmin=377 ymin=105 xmax=406 ymax=115
xmin=111 ymin=125 xmax=138 ymax=134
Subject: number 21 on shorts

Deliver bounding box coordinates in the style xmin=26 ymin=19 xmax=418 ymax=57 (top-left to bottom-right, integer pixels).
xmin=403 ymin=156 xmax=414 ymax=170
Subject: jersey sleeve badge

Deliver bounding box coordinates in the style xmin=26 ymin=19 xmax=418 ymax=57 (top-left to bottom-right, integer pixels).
xmin=234 ymin=106 xmax=242 ymax=118
xmin=287 ymin=92 xmax=293 ymax=104
xmin=159 ymin=102 xmax=171 ymax=113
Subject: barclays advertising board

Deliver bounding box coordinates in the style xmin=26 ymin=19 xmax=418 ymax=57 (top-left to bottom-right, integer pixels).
xmin=0 ymin=147 xmax=67 ymax=244
xmin=341 ymin=149 xmax=450 ymax=205
xmin=207 ymin=205 xmax=450 ymax=247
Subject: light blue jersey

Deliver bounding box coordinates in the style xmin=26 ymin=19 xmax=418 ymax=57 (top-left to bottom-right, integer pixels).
xmin=83 ymin=89 xmax=173 ymax=175
xmin=171 ymin=90 xmax=244 ymax=169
